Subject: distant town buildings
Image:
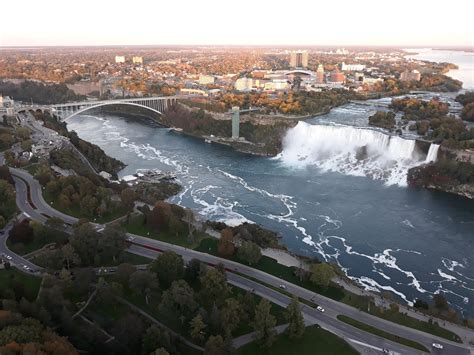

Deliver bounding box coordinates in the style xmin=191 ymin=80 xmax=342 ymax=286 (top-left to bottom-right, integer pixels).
xmin=329 ymin=69 xmax=346 ymax=84
xmin=400 ymin=69 xmax=421 ymax=81
xmin=315 ymin=64 xmax=325 ymax=84
xmin=341 ymin=62 xmax=366 ymax=72
xmin=132 ymin=56 xmax=143 ymax=64
xmin=0 ymin=96 xmax=14 ymax=116
xmin=290 ymin=50 xmax=309 ymax=69
xmin=198 ymin=75 xmax=215 ymax=85
xmin=235 ymin=77 xmax=254 ymax=91
xmin=115 ymin=56 xmax=125 ymax=63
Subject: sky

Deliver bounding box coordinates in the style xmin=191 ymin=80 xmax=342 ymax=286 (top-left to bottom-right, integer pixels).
xmin=1 ymin=0 xmax=473 ymax=47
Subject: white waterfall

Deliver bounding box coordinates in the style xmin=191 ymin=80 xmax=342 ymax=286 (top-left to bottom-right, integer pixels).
xmin=425 ymin=144 xmax=440 ymax=163
xmin=278 ymin=122 xmax=437 ymax=186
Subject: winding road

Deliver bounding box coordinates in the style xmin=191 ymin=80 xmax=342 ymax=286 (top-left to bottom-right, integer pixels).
xmin=1 ymin=161 xmax=473 ymax=355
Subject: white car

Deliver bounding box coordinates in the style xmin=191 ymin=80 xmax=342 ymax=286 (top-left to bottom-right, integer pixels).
xmin=316 ymin=306 xmax=325 ymax=312
xmin=278 ymin=284 xmax=286 ymax=290
xmin=126 ymin=236 xmax=135 ymax=241
xmin=4 ymin=255 xmax=12 ymax=260
xmin=432 ymin=343 xmax=443 ymax=350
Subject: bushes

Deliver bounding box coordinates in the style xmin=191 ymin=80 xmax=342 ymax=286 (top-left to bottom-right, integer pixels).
xmin=368 ymin=111 xmax=396 ymax=129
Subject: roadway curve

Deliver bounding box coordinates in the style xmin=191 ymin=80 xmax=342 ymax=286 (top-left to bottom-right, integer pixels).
xmin=4 ymin=167 xmax=474 ymax=355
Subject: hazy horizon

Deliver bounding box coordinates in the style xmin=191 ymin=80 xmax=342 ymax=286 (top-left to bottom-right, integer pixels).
xmin=1 ymin=0 xmax=473 ymax=48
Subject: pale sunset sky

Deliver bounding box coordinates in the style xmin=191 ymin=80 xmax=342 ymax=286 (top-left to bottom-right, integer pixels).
xmin=1 ymin=0 xmax=473 ymax=47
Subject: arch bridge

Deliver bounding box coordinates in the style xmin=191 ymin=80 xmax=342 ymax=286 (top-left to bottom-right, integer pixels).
xmin=50 ymin=96 xmax=179 ymax=121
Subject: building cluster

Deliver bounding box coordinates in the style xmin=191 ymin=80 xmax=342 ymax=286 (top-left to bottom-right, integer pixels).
xmin=115 ymin=55 xmax=143 ymax=64
xmin=400 ymin=69 xmax=421 ymax=81
xmin=0 ymin=96 xmax=15 ymax=116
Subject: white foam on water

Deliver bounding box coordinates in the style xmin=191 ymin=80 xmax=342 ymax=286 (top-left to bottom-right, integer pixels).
xmin=278 ymin=122 xmax=440 ymax=186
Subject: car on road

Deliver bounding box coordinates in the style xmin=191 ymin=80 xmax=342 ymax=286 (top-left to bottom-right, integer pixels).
xmin=316 ymin=306 xmax=325 ymax=312
xmin=21 ymin=264 xmax=30 ymax=271
xmin=382 ymin=348 xmax=390 ymax=354
xmin=432 ymin=343 xmax=443 ymax=350
xmin=3 ymin=254 xmax=12 ymax=260
xmin=278 ymin=284 xmax=286 ymax=289
xmin=126 ymin=236 xmax=135 ymax=241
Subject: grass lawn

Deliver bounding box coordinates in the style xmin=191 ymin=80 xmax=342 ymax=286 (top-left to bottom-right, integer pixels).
xmin=238 ymin=324 xmax=358 ymax=355
xmin=337 ymin=315 xmax=429 ymax=352
xmin=124 ymin=214 xmax=207 ymax=249
xmin=0 ymin=268 xmax=42 ymax=301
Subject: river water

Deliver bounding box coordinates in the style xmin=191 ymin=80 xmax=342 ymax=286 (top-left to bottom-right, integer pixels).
xmin=67 ymin=49 xmax=474 ymax=316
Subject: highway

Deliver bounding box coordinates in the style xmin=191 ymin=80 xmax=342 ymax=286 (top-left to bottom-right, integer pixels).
xmin=2 ymin=164 xmax=473 ymax=355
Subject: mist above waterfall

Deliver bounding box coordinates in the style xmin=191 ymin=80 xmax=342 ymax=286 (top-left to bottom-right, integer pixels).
xmin=279 ymin=122 xmax=439 ymax=186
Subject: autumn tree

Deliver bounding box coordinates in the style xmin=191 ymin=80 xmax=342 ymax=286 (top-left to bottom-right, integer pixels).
xmin=310 ymin=263 xmax=335 ymax=289
xmin=217 ymin=228 xmax=235 ymax=257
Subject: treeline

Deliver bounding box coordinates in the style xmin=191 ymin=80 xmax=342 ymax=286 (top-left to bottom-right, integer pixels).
xmin=368 ymin=111 xmax=396 ymax=129
xmin=408 ymin=159 xmax=474 ymax=188
xmin=163 ymin=103 xmax=295 ymax=155
xmin=455 ymin=91 xmax=474 ymax=122
xmin=0 ymin=166 xmax=16 ymax=228
xmin=32 ymin=110 xmax=125 ymax=176
xmin=388 ymin=97 xmax=474 ymax=149
xmin=0 ymin=80 xmax=85 ymax=105
xmin=184 ymin=89 xmax=357 ymax=116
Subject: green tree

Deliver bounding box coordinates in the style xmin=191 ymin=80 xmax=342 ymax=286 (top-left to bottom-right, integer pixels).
xmin=199 ymin=268 xmax=230 ymax=308
xmin=204 ymin=335 xmax=234 ymax=355
xmin=310 ymin=263 xmax=335 ymax=289
xmin=220 ymin=298 xmax=241 ymax=336
xmin=252 ymin=299 xmax=276 ymax=347
xmin=98 ymin=224 xmax=126 ymax=262
xmin=115 ymin=263 xmax=137 ymax=286
xmin=150 ymin=251 xmax=184 ymax=287
xmin=129 ymin=270 xmax=159 ymax=303
xmin=120 ymin=187 xmax=138 ymax=211
xmin=285 ymin=296 xmax=305 ymax=339
xmin=60 ymin=244 xmax=80 ymax=270
xmin=159 ymin=280 xmax=197 ymax=328
xmin=69 ymin=223 xmax=99 ymax=266
xmin=237 ymin=241 xmax=261 ymax=265
xmin=190 ymin=314 xmax=206 ymax=342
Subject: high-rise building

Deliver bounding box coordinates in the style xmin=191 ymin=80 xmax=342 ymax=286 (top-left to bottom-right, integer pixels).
xmin=290 ymin=50 xmax=308 ymax=69
xmin=115 ymin=56 xmax=125 ymax=63
xmin=315 ymin=64 xmax=325 ymax=83
xmin=132 ymin=56 xmax=143 ymax=64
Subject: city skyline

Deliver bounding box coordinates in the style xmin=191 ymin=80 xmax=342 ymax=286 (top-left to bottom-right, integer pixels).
xmin=1 ymin=0 xmax=473 ymax=47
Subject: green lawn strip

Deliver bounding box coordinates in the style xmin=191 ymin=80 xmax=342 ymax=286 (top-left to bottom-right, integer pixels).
xmin=195 ymin=239 xmax=461 ymax=343
xmin=0 ymin=268 xmax=42 ymax=301
xmin=124 ymin=214 xmax=207 ymax=249
xmin=238 ymin=324 xmax=358 ymax=355
xmin=43 ymin=190 xmax=128 ymax=224
xmin=337 ymin=315 xmax=429 ymax=352
xmin=367 ymin=305 xmax=461 ymax=343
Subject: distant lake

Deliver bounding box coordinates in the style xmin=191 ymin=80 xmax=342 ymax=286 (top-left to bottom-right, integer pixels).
xmin=405 ymin=48 xmax=474 ymax=89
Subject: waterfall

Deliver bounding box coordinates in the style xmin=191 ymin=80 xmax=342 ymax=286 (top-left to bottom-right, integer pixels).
xmin=278 ymin=122 xmax=435 ymax=186
xmin=425 ymin=144 xmax=440 ymax=163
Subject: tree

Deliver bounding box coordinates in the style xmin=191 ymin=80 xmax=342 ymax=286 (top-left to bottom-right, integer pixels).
xmin=218 ymin=228 xmax=235 ymax=257
xmin=252 ymin=299 xmax=276 ymax=347
xmin=199 ymin=268 xmax=230 ymax=308
xmin=129 ymin=270 xmax=159 ymax=303
xmin=237 ymin=241 xmax=261 ymax=265
xmin=79 ymin=195 xmax=99 ymax=218
xmin=310 ymin=263 xmax=335 ymax=289
xmin=150 ymin=251 xmax=184 ymax=287
xmin=60 ymin=244 xmax=80 ymax=270
xmin=190 ymin=314 xmax=206 ymax=342
xmin=142 ymin=325 xmax=174 ymax=355
xmin=8 ymin=220 xmax=34 ymax=245
xmin=285 ymin=296 xmax=305 ymax=339
xmin=98 ymin=224 xmax=126 ymax=262
xmin=204 ymin=335 xmax=234 ymax=355
xmin=120 ymin=187 xmax=138 ymax=211
xmin=159 ymin=280 xmax=197 ymax=328
xmin=70 ymin=223 xmax=99 ymax=266
xmin=220 ymin=298 xmax=242 ymax=336
xmin=115 ymin=263 xmax=137 ymax=287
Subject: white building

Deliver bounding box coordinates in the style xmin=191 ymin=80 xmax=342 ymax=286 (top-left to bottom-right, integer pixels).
xmin=0 ymin=96 xmax=14 ymax=116
xmin=264 ymin=79 xmax=290 ymax=91
xmin=198 ymin=75 xmax=215 ymax=85
xmin=235 ymin=78 xmax=253 ymax=91
xmin=132 ymin=56 xmax=143 ymax=64
xmin=341 ymin=62 xmax=366 ymax=71
xmin=115 ymin=56 xmax=125 ymax=63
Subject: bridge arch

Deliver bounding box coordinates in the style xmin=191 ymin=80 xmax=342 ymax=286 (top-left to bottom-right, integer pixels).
xmin=55 ymin=101 xmax=167 ymax=122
